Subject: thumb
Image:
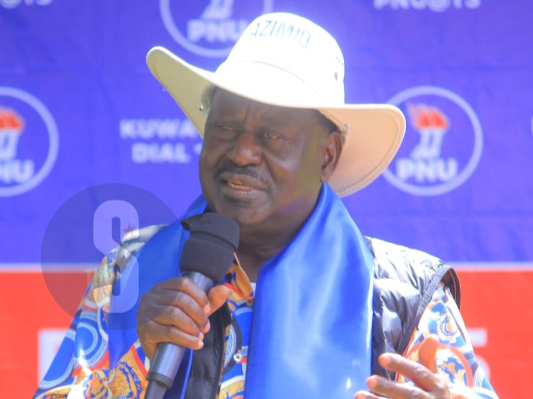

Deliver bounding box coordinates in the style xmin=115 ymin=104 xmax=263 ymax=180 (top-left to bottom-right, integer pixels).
xmin=206 ymin=285 xmax=230 ymax=316
xmin=418 ymin=334 xmax=440 ymax=373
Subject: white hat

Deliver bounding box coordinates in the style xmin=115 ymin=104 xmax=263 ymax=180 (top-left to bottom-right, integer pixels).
xmin=147 ymin=12 xmax=405 ymax=197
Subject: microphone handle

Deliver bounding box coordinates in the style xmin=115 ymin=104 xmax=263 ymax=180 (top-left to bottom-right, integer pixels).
xmin=145 ymin=272 xmax=215 ymax=399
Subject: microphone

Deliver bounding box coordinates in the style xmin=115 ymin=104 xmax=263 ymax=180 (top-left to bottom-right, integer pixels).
xmin=145 ymin=212 xmax=240 ymax=399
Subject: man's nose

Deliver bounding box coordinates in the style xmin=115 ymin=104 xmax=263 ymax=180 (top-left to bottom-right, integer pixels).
xmin=227 ymin=130 xmax=261 ymax=166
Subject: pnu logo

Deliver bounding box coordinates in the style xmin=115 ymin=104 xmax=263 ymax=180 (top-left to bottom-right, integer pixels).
xmin=374 ymin=0 xmax=481 ymax=12
xmin=159 ymin=0 xmax=273 ymax=58
xmin=383 ymin=86 xmax=483 ymax=196
xmin=0 ymin=87 xmax=59 ymax=196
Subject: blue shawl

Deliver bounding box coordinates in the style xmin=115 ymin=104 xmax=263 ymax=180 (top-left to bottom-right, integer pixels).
xmin=109 ymin=184 xmax=374 ymax=398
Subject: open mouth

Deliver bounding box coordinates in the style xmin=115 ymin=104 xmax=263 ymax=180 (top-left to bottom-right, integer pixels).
xmin=218 ymin=171 xmax=266 ymax=193
xmin=227 ymin=181 xmax=253 ymax=191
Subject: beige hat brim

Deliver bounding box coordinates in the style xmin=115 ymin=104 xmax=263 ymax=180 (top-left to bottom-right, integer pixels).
xmin=147 ymin=46 xmax=405 ymax=197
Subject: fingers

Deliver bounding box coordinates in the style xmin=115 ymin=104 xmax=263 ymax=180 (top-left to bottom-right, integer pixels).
xmin=370 ymin=347 xmax=451 ymax=399
xmin=207 ymin=285 xmax=230 ymax=316
xmin=418 ymin=335 xmax=439 ymax=373
xmin=354 ymin=390 xmax=381 ymax=399
xmin=378 ymin=353 xmax=442 ymax=392
xmin=139 ymin=277 xmax=210 ymax=332
xmin=365 ymin=375 xmax=427 ymax=399
xmin=137 ymin=277 xmax=229 ymax=360
xmin=357 ymin=336 xmax=451 ymax=399
xmin=365 ymin=373 xmax=448 ymax=399
xmin=362 ymin=373 xmax=451 ymax=399
xmin=159 ymin=276 xmax=211 ymax=312
xmin=137 ymin=320 xmax=205 ymax=360
xmin=150 ymin=298 xmax=208 ymax=336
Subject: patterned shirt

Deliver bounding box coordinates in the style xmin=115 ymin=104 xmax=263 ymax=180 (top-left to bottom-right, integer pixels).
xmin=398 ymin=283 xmax=497 ymax=398
xmin=34 ymin=248 xmax=498 ymax=399
xmin=218 ymin=261 xmax=255 ymax=399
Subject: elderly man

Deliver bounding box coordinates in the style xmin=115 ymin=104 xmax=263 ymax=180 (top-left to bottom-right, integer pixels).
xmin=35 ymin=12 xmax=497 ymax=399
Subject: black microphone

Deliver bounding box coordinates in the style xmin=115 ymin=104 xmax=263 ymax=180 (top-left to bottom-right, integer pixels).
xmin=145 ymin=212 xmax=239 ymax=399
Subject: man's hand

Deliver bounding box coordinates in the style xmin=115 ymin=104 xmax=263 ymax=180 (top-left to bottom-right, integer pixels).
xmin=137 ymin=276 xmax=229 ymax=360
xmin=355 ymin=336 xmax=452 ymax=399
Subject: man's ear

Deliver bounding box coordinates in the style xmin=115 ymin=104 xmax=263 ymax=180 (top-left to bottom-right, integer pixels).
xmin=320 ymin=131 xmax=343 ymax=182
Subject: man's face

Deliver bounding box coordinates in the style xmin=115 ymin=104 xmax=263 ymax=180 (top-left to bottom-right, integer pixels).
xmin=199 ymin=89 xmax=333 ymax=236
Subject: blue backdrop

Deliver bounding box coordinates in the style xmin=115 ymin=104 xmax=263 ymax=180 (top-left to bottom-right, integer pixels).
xmin=1 ymin=0 xmax=532 ymax=265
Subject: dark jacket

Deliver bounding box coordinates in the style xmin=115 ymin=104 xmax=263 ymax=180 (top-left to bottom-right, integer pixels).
xmin=367 ymin=237 xmax=460 ymax=380
xmin=117 ymin=226 xmax=461 ymax=398
xmin=177 ymin=237 xmax=461 ymax=399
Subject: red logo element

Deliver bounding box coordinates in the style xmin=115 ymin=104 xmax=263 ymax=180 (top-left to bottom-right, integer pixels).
xmin=0 ymin=107 xmax=25 ymax=131
xmin=122 ymin=223 xmax=137 ymax=234
xmin=407 ymin=103 xmax=449 ymax=130
xmin=0 ymin=107 xmax=24 ymax=161
xmin=406 ymin=103 xmax=449 ymax=160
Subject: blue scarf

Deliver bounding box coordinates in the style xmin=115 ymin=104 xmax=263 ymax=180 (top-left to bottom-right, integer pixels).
xmin=109 ymin=184 xmax=374 ymax=398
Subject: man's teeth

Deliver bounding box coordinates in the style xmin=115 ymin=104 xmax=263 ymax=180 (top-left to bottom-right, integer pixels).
xmin=228 ymin=181 xmax=251 ymax=190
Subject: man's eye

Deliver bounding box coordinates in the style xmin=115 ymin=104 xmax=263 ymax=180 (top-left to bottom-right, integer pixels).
xmin=216 ymin=124 xmax=233 ymax=131
xmin=263 ymin=132 xmax=281 ymax=140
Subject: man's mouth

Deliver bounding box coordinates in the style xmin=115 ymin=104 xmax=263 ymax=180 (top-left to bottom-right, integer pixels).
xmin=218 ymin=172 xmax=266 ymax=192
xmin=227 ymin=181 xmax=253 ymax=191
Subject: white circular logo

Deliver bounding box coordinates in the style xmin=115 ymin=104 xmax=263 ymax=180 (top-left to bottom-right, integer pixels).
xmin=0 ymin=87 xmax=59 ymax=196
xmin=159 ymin=0 xmax=274 ymax=58
xmin=383 ymin=86 xmax=483 ymax=196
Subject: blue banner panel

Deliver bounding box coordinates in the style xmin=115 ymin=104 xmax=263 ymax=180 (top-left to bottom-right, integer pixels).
xmin=1 ymin=0 xmax=532 ymax=264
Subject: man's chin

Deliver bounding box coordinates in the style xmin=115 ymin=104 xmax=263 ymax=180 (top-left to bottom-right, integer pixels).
xmin=212 ymin=202 xmax=266 ymax=227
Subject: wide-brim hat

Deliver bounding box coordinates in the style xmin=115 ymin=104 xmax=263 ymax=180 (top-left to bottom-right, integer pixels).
xmin=147 ymin=12 xmax=405 ymax=197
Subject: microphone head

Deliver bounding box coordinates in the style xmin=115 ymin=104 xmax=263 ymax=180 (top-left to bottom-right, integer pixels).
xmin=179 ymin=213 xmax=240 ymax=284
